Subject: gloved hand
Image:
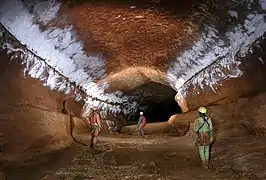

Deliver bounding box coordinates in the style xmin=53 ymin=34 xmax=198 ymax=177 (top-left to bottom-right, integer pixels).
xmin=99 ymin=126 xmax=102 ymax=132
xmin=209 ymin=136 xmax=214 ymax=143
xmin=194 ymin=136 xmax=197 ymax=145
xmin=136 ymin=125 xmax=140 ymax=130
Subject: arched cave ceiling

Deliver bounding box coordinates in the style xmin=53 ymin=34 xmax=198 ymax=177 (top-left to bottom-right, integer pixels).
xmin=0 ymin=0 xmax=266 ymax=115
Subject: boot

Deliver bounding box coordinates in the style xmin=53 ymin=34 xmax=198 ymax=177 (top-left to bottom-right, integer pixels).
xmin=90 ymin=136 xmax=95 ymax=149
xmin=201 ymin=159 xmax=209 ymax=169
xmin=204 ymin=160 xmax=210 ymax=170
xmin=204 ymin=163 xmax=209 ymax=169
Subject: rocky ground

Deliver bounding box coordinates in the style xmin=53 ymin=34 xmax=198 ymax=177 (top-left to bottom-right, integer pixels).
xmin=3 ymin=133 xmax=266 ymax=180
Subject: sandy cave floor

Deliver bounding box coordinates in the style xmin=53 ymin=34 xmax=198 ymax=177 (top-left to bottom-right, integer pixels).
xmin=4 ymin=133 xmax=266 ymax=180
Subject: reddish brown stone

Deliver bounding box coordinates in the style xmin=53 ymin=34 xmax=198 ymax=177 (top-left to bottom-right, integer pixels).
xmin=0 ymin=48 xmax=85 ymax=167
xmin=183 ymin=36 xmax=266 ymax=110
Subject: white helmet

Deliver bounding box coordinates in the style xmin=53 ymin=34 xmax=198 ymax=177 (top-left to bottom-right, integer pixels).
xmin=140 ymin=111 xmax=143 ymax=115
xmin=198 ymin=107 xmax=207 ymax=114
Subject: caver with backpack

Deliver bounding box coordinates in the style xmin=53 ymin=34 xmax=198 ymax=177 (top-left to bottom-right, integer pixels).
xmin=87 ymin=106 xmax=101 ymax=148
xmin=137 ymin=111 xmax=146 ymax=137
xmin=193 ymin=107 xmax=214 ymax=169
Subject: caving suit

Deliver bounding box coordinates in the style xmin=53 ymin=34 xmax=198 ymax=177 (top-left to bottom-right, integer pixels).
xmin=137 ymin=115 xmax=146 ymax=136
xmin=88 ymin=112 xmax=101 ymax=133
xmin=88 ymin=111 xmax=101 ymax=148
xmin=193 ymin=116 xmax=213 ymax=167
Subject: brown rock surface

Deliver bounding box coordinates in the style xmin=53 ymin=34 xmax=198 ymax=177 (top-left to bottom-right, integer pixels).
xmin=182 ymin=34 xmax=266 ymax=110
xmin=120 ymin=121 xmax=189 ymax=136
xmin=169 ymin=91 xmax=266 ymax=137
xmin=0 ymin=1 xmax=266 ymax=179
xmin=60 ymin=1 xmax=198 ymax=74
xmin=0 ymin=48 xmax=85 ymax=167
xmin=6 ymin=134 xmax=266 ymax=180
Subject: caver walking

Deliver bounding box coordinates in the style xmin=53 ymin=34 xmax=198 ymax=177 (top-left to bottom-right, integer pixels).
xmin=137 ymin=111 xmax=146 ymax=137
xmin=87 ymin=106 xmax=101 ymax=148
xmin=193 ymin=107 xmax=214 ymax=169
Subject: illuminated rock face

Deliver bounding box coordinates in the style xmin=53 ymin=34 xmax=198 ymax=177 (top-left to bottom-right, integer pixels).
xmin=169 ymin=91 xmax=266 ymax=137
xmin=0 ymin=44 xmax=83 ymax=166
xmin=183 ymin=33 xmax=266 ymax=110
xmin=0 ymin=0 xmax=266 ymax=115
xmin=0 ymin=0 xmax=140 ymax=115
xmin=1 ymin=0 xmax=266 ymax=168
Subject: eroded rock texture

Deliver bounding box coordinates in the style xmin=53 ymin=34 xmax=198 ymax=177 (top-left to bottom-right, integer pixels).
xmin=169 ymin=91 xmax=266 ymax=138
xmin=120 ymin=121 xmax=189 ymax=136
xmin=1 ymin=0 xmax=265 ymax=115
xmin=183 ymin=33 xmax=266 ymax=110
xmin=0 ymin=1 xmax=266 ymax=178
xmin=0 ymin=44 xmax=85 ymax=167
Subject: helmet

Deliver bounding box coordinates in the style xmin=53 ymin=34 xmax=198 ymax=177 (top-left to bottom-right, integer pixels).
xmin=140 ymin=111 xmax=143 ymax=115
xmin=198 ymin=107 xmax=207 ymax=114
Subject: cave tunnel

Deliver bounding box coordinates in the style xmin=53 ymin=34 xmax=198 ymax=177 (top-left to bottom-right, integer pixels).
xmin=1 ymin=0 xmax=266 ymax=179
xmin=126 ymin=82 xmax=182 ymax=123
xmin=140 ymin=98 xmax=182 ymax=122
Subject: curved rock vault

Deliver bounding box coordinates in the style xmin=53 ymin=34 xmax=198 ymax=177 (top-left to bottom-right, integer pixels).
xmin=1 ymin=0 xmax=266 ymax=115
xmin=1 ymin=0 xmax=266 ymax=173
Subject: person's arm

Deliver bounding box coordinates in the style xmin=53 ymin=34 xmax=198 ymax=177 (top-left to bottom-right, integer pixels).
xmin=193 ymin=118 xmax=199 ymax=133
xmin=208 ymin=119 xmax=213 ymax=132
xmin=208 ymin=118 xmax=214 ymax=142
xmin=137 ymin=117 xmax=142 ymax=125
xmin=96 ymin=114 xmax=101 ymax=128
xmin=192 ymin=119 xmax=199 ymax=144
xmin=87 ymin=114 xmax=91 ymax=124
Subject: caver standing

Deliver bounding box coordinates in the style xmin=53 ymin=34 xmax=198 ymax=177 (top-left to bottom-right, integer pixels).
xmin=87 ymin=106 xmax=101 ymax=148
xmin=193 ymin=107 xmax=214 ymax=169
xmin=137 ymin=111 xmax=146 ymax=137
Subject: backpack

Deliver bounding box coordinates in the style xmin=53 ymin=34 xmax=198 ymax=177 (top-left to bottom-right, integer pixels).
xmin=142 ymin=116 xmax=146 ymax=125
xmin=88 ymin=112 xmax=98 ymax=125
xmin=196 ymin=116 xmax=211 ymax=146
xmin=196 ymin=116 xmax=210 ymax=133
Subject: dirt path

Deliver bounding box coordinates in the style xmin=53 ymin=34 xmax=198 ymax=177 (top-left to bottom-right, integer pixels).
xmin=39 ymin=134 xmax=217 ymax=180
xmin=4 ymin=134 xmax=266 ymax=180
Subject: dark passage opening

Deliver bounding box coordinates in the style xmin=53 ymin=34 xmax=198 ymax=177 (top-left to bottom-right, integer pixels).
xmin=140 ymin=98 xmax=182 ymax=122
xmin=125 ymin=82 xmax=182 ymax=123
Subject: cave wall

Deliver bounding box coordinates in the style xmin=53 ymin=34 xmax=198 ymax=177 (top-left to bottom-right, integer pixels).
xmin=1 ymin=0 xmax=265 ymax=116
xmin=120 ymin=121 xmax=189 ymax=136
xmin=180 ymin=33 xmax=266 ymax=111
xmin=169 ymin=90 xmax=266 ymax=137
xmin=0 ymin=49 xmax=85 ymax=167
xmin=171 ymin=13 xmax=266 ymax=136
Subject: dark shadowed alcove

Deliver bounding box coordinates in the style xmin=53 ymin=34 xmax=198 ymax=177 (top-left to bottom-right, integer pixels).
xmin=125 ymin=82 xmax=182 ymax=123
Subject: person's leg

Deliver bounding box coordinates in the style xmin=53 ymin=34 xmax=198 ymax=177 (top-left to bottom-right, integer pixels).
xmin=141 ymin=128 xmax=144 ymax=136
xmin=204 ymin=145 xmax=210 ymax=167
xmin=198 ymin=146 xmax=206 ymax=166
xmin=92 ymin=129 xmax=99 ymax=148
xmin=89 ymin=126 xmax=94 ymax=148
xmin=137 ymin=125 xmax=141 ymax=137
xmin=90 ymin=125 xmax=98 ymax=148
xmin=90 ymin=131 xmax=94 ymax=148
xmin=140 ymin=127 xmax=144 ymax=136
